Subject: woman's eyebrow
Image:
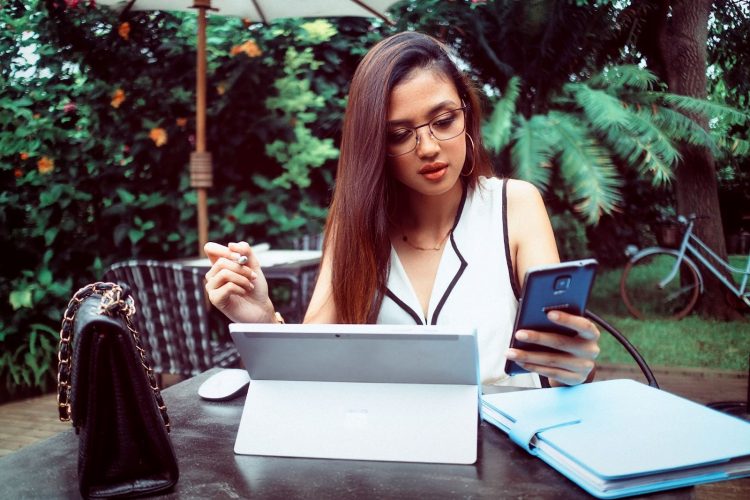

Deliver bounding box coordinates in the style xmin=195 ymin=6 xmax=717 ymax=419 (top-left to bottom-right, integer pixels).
xmin=387 ymin=100 xmax=459 ymax=127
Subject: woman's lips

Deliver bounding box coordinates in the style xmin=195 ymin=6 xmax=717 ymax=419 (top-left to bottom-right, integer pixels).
xmin=419 ymin=162 xmax=448 ymax=181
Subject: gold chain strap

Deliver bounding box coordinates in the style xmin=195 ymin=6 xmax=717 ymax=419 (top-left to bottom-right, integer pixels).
xmin=57 ymin=282 xmax=171 ymax=432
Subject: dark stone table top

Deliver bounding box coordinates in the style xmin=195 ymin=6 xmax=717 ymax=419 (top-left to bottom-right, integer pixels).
xmin=1 ymin=368 xmax=746 ymax=498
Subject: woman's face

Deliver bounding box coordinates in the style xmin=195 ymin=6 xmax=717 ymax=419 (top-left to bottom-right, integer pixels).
xmin=386 ymin=67 xmax=467 ymax=198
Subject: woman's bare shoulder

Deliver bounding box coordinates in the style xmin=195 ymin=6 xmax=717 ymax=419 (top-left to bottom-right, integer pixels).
xmin=505 ymin=178 xmax=544 ymax=210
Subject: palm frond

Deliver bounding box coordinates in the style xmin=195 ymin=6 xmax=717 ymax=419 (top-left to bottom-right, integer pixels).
xmin=509 ymin=114 xmax=555 ymax=189
xmin=650 ymin=106 xmax=718 ymax=153
xmin=547 ymin=111 xmax=623 ymax=224
xmin=565 ymin=82 xmax=632 ymax=128
xmin=587 ymin=65 xmax=659 ymax=91
xmin=601 ymin=122 xmax=675 ymax=185
xmin=657 ymin=92 xmax=748 ymax=126
xmin=483 ymin=76 xmax=521 ymax=152
xmin=715 ymin=136 xmax=750 ymax=157
xmin=618 ymin=108 xmax=680 ymax=177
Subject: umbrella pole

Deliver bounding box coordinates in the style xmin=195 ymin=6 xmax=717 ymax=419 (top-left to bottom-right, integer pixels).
xmin=190 ymin=1 xmax=212 ymax=256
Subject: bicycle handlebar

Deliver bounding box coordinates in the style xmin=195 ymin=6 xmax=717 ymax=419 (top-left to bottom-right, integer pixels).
xmin=669 ymin=214 xmax=710 ymax=225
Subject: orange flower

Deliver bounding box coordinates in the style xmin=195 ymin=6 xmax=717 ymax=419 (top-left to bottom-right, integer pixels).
xmin=118 ymin=22 xmax=130 ymax=40
xmin=230 ymin=39 xmax=261 ymax=58
xmin=111 ymin=88 xmax=126 ymax=108
xmin=33 ymin=113 xmax=40 ymax=119
xmin=216 ymin=83 xmax=226 ymax=96
xmin=14 ymin=168 xmax=23 ymax=178
xmin=176 ymin=117 xmax=188 ymax=128
xmin=20 ymin=152 xmax=29 ymax=160
xmin=37 ymin=156 xmax=54 ymax=174
xmin=149 ymin=127 xmax=167 ymax=147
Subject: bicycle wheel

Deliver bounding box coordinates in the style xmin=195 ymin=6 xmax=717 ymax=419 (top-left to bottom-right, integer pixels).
xmin=620 ymin=251 xmax=701 ymax=320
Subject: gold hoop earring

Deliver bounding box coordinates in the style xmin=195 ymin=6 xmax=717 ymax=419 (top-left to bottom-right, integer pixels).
xmin=461 ymin=133 xmax=476 ymax=177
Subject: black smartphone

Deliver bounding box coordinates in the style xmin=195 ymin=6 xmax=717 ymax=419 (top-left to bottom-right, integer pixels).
xmin=504 ymin=259 xmax=598 ymax=376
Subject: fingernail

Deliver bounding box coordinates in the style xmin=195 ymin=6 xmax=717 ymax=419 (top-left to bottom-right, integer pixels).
xmin=250 ymin=270 xmax=257 ymax=279
xmin=506 ymin=350 xmax=518 ymax=360
xmin=516 ymin=331 xmax=528 ymax=341
xmin=236 ymin=255 xmax=248 ymax=265
xmin=548 ymin=311 xmax=560 ymax=321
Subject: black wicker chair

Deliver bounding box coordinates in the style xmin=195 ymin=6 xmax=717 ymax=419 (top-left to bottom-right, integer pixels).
xmin=103 ymin=260 xmax=239 ymax=378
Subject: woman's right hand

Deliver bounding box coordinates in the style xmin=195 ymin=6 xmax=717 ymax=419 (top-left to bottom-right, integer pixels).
xmin=204 ymin=241 xmax=275 ymax=323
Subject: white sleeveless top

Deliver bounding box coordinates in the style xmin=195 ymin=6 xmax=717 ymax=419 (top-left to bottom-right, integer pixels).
xmin=376 ymin=176 xmax=540 ymax=387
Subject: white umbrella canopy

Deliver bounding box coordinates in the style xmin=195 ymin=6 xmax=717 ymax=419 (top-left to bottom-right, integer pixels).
xmin=97 ymin=0 xmax=397 ymax=255
xmin=103 ymin=0 xmax=396 ymax=23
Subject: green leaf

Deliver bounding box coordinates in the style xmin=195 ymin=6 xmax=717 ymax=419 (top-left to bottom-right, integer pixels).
xmin=128 ymin=229 xmax=145 ymax=244
xmin=117 ymin=188 xmax=136 ymax=204
xmin=44 ymin=227 xmax=58 ymax=246
xmin=10 ymin=289 xmax=33 ymax=310
xmin=38 ymin=268 xmax=53 ymax=287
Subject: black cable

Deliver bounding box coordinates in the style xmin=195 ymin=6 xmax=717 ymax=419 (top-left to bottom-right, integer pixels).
xmin=584 ymin=309 xmax=660 ymax=389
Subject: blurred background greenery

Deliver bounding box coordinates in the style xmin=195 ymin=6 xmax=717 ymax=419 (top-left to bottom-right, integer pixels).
xmin=1 ymin=0 xmax=748 ymax=400
xmin=591 ymin=260 xmax=750 ymax=371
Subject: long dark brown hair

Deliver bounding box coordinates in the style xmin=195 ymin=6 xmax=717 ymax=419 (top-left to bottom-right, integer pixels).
xmin=325 ymin=31 xmax=492 ymax=323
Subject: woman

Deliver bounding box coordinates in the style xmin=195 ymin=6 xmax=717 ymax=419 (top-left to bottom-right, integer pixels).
xmin=204 ymin=32 xmax=599 ymax=388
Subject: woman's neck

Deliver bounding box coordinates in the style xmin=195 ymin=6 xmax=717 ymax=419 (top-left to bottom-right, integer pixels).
xmin=399 ymin=181 xmax=464 ymax=237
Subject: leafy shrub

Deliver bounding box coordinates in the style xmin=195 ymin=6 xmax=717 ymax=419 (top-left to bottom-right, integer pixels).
xmin=0 ymin=1 xmax=385 ymax=400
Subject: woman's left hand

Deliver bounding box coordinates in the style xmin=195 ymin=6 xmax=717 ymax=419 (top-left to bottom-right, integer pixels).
xmin=505 ymin=310 xmax=600 ymax=386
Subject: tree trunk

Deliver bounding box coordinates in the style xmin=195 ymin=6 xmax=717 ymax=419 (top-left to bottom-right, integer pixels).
xmin=655 ymin=0 xmax=742 ymax=320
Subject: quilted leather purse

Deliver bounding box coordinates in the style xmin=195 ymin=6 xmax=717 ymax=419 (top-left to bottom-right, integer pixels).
xmin=57 ymin=282 xmax=179 ymax=498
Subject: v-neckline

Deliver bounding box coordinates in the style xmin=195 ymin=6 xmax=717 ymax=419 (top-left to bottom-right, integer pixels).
xmin=385 ymin=184 xmax=470 ymax=325
xmin=390 ymin=243 xmax=449 ymax=322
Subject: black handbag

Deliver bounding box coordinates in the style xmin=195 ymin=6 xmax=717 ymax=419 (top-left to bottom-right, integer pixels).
xmin=57 ymin=282 xmax=179 ymax=498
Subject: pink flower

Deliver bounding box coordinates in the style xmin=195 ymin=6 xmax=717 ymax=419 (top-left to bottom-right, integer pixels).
xmin=63 ymin=102 xmax=77 ymax=113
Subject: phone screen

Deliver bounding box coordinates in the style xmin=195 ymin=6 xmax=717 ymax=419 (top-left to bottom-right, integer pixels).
xmin=504 ymin=259 xmax=598 ymax=376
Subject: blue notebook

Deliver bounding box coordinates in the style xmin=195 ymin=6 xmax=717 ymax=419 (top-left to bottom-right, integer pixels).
xmin=481 ymin=379 xmax=750 ymax=498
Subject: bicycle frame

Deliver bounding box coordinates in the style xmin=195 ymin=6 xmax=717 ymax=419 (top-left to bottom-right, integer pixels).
xmin=662 ymin=219 xmax=750 ymax=298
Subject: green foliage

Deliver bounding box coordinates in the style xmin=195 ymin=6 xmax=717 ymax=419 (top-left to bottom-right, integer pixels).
xmin=549 ymin=212 xmax=589 ymax=262
xmin=483 ymin=76 xmax=519 ymax=152
xmin=2 ymin=0 xmax=748 ymax=396
xmin=398 ymin=0 xmax=749 ymax=231
xmin=0 ymin=0 xmax=384 ymax=399
xmin=485 ymin=64 xmax=747 ymax=224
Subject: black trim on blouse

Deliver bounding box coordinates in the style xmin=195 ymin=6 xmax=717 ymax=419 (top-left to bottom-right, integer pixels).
xmin=431 ymin=184 xmax=469 ymax=324
xmin=431 ymin=231 xmax=468 ymax=325
xmin=385 ymin=289 xmax=423 ymax=325
xmin=385 ymin=182 xmax=469 ymax=324
xmin=502 ymin=178 xmax=522 ymax=299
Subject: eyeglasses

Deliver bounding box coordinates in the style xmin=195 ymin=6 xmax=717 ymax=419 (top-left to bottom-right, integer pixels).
xmin=385 ymin=106 xmax=467 ymax=158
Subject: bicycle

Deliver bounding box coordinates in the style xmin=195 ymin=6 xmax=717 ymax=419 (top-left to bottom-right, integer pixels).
xmin=620 ymin=214 xmax=750 ymax=320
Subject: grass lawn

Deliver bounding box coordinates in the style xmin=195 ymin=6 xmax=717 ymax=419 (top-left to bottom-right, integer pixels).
xmin=589 ymin=257 xmax=750 ymax=371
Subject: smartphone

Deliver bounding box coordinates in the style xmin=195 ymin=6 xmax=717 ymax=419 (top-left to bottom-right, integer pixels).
xmin=504 ymin=259 xmax=598 ymax=376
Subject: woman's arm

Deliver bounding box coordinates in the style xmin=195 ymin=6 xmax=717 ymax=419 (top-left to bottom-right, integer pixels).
xmin=506 ymin=180 xmax=599 ymax=386
xmin=507 ymin=179 xmax=560 ymax=283
xmin=303 ymin=249 xmax=338 ymax=323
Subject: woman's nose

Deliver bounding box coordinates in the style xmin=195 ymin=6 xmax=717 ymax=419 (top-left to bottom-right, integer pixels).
xmin=414 ymin=127 xmax=440 ymax=157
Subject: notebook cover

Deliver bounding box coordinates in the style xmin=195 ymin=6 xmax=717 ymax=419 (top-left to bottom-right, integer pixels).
xmin=482 ymin=379 xmax=750 ymax=498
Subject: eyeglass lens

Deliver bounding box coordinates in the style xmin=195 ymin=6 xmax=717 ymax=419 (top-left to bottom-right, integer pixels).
xmin=386 ymin=108 xmax=466 ymax=157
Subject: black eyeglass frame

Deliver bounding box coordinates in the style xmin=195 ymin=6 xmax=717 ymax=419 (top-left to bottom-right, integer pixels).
xmin=385 ymin=105 xmax=468 ymax=158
